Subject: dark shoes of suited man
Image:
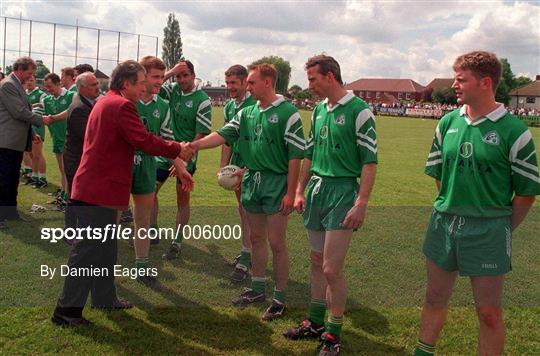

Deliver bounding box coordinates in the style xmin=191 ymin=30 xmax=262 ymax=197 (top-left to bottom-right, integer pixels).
xmin=51 ymin=313 xmax=92 ymax=327
xmin=91 ymin=299 xmax=133 ymax=310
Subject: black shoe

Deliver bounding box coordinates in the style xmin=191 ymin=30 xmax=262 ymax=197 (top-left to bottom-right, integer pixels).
xmin=23 ymin=177 xmax=34 ymax=185
xmin=261 ymin=299 xmax=286 ymax=321
xmin=230 ymin=264 xmax=249 ymax=283
xmin=226 ymin=254 xmax=241 ymax=267
xmin=33 ymin=179 xmax=48 ymax=189
xmin=91 ymin=299 xmax=133 ymax=310
xmin=283 ymin=319 xmax=325 ymax=340
xmin=318 ymin=332 xmax=341 ymax=356
xmin=137 ymin=275 xmax=158 ymax=288
xmin=51 ymin=313 xmax=91 ymax=327
xmin=231 ymin=288 xmax=265 ymax=307
xmin=162 ymin=244 xmax=181 ymax=260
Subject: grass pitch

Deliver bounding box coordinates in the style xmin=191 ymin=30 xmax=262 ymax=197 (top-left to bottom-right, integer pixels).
xmin=0 ymin=110 xmax=539 ymax=355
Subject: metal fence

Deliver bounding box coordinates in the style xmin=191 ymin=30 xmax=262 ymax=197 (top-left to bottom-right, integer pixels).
xmin=0 ymin=16 xmax=158 ymax=77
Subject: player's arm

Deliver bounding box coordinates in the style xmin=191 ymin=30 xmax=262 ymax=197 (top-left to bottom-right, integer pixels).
xmin=280 ymin=158 xmax=301 ymax=215
xmin=220 ymin=145 xmax=232 ymax=168
xmin=195 ymin=98 xmax=212 ymax=140
xmin=163 ymin=62 xmax=189 ymax=81
xmin=342 ymin=163 xmax=377 ymax=229
xmin=294 ymin=159 xmax=312 ymax=213
xmin=435 ymin=179 xmax=441 ymax=191
xmin=511 ymin=195 xmax=536 ymax=230
xmin=191 ymin=132 xmax=226 ymax=151
xmin=49 ymin=109 xmax=68 ymax=123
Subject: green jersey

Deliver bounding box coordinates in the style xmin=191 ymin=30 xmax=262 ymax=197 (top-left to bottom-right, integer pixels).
xmin=67 ymin=84 xmax=77 ymax=94
xmin=36 ymin=89 xmax=75 ymax=138
xmin=26 ymin=87 xmax=46 ymax=106
xmin=217 ymin=96 xmax=305 ymax=174
xmin=224 ymin=92 xmax=257 ymax=157
xmin=135 ymin=95 xmax=174 ymax=155
xmin=306 ymin=92 xmax=377 ymax=177
xmin=425 ymin=105 xmax=540 ymax=217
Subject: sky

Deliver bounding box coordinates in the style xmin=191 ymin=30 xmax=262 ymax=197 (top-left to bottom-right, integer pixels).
xmin=1 ymin=0 xmax=539 ymax=88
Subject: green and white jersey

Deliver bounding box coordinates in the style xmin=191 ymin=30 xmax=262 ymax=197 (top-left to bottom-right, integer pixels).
xmin=425 ymin=105 xmax=540 ymax=218
xmin=223 ymin=92 xmax=257 ymax=156
xmin=306 ymin=92 xmax=377 ymax=177
xmin=135 ymin=95 xmax=174 ymax=156
xmin=67 ymin=84 xmax=77 ymax=94
xmin=217 ymin=96 xmax=305 ymax=174
xmin=26 ymin=87 xmax=46 ymax=106
xmin=35 ymin=89 xmax=74 ymax=135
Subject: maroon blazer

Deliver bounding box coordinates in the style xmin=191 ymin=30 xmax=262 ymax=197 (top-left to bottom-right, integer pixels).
xmin=71 ymin=90 xmax=181 ymax=208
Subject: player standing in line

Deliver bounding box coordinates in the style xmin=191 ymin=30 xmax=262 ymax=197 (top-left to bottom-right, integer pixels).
xmin=131 ymin=56 xmax=194 ymax=287
xmin=415 ymin=51 xmax=540 ymax=356
xmin=282 ymin=55 xmax=377 ymax=356
xmin=61 ymin=67 xmax=77 ymax=93
xmin=38 ymin=73 xmax=75 ymax=207
xmin=156 ymin=60 xmax=212 ymax=260
xmin=24 ymin=74 xmax=48 ymax=188
xmin=190 ymin=63 xmax=305 ymax=321
xmin=221 ymin=64 xmax=257 ymax=282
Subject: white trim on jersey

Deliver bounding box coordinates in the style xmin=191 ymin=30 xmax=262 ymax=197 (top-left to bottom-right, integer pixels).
xmin=284 ymin=137 xmax=305 ymax=150
xmin=356 ymin=139 xmax=377 ymax=154
xmin=511 ymin=166 xmax=540 ymax=184
xmin=355 ymin=108 xmax=375 ymax=134
xmin=428 ymin=151 xmax=441 ymax=159
xmin=426 ymin=159 xmax=442 ymax=167
xmin=509 ymin=130 xmax=533 ymax=162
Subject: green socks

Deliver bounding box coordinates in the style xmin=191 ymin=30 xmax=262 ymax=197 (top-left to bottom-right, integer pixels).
xmin=250 ymin=277 xmax=266 ymax=294
xmin=273 ymin=288 xmax=286 ymax=304
xmin=238 ymin=248 xmax=251 ymax=268
xmin=414 ymin=340 xmax=435 ymax=355
xmin=326 ymin=314 xmax=344 ymax=336
xmin=308 ymin=299 xmax=327 ymax=325
xmin=135 ymin=257 xmax=149 ymax=269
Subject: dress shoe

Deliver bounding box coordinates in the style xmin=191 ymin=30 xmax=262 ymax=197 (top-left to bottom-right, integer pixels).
xmin=91 ymin=299 xmax=133 ymax=310
xmin=51 ymin=313 xmax=91 ymax=327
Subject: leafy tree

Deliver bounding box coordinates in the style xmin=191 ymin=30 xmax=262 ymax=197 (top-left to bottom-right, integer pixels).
xmin=162 ymin=13 xmax=183 ymax=70
xmin=288 ymin=84 xmax=302 ymax=96
xmin=295 ymin=89 xmax=313 ymax=100
xmin=251 ymin=56 xmax=291 ymax=94
xmin=432 ymin=87 xmax=456 ymax=105
xmin=513 ymin=76 xmax=532 ymax=88
xmin=4 ymin=65 xmax=12 ymax=75
xmin=35 ymin=60 xmax=50 ymax=80
xmin=495 ymin=58 xmax=513 ymax=105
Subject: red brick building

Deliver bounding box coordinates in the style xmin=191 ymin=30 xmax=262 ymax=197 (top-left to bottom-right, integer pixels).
xmin=344 ymin=78 xmax=427 ymax=104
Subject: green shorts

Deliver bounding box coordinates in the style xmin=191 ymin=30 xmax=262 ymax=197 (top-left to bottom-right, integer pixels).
xmin=241 ymin=170 xmax=287 ymax=215
xmin=230 ymin=152 xmax=245 ymax=168
xmin=423 ymin=210 xmax=512 ymax=276
xmin=131 ymin=153 xmax=157 ymax=195
xmin=48 ymin=121 xmax=66 ymax=153
xmin=303 ymin=175 xmax=358 ymax=231
xmin=33 ymin=125 xmax=45 ymax=141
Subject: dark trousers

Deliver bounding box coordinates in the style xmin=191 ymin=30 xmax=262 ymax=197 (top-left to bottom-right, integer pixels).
xmin=55 ymin=201 xmax=119 ymax=317
xmin=64 ymin=172 xmax=76 ymax=229
xmin=0 ymin=148 xmax=23 ymax=220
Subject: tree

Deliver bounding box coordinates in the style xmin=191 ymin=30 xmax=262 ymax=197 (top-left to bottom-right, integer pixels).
xmin=288 ymin=84 xmax=302 ymax=96
xmin=513 ymin=76 xmax=532 ymax=88
xmin=35 ymin=60 xmax=50 ymax=80
xmin=495 ymin=58 xmax=513 ymax=105
xmin=4 ymin=65 xmax=12 ymax=75
xmin=162 ymin=13 xmax=183 ymax=70
xmin=432 ymin=87 xmax=456 ymax=105
xmin=251 ymin=56 xmax=291 ymax=95
xmin=295 ymin=89 xmax=313 ymax=100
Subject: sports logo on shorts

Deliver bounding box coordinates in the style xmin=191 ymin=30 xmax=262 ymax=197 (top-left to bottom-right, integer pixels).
xmin=319 ymin=125 xmax=328 ymax=139
xmin=268 ymin=113 xmax=278 ymax=123
xmin=153 ymin=109 xmax=160 ymax=118
xmin=459 ymin=142 xmax=473 ymax=158
xmin=254 ymin=124 xmax=263 ymax=136
xmin=482 ymin=131 xmax=500 ymax=145
xmin=334 ymin=114 xmax=345 ymax=125
xmin=185 ymin=100 xmax=193 ymax=108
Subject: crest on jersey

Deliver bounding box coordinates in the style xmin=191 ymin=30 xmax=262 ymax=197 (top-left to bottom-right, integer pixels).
xmin=482 ymin=131 xmax=500 ymax=145
xmin=185 ymin=100 xmax=193 ymax=108
xmin=254 ymin=124 xmax=263 ymax=136
xmin=60 ymin=99 xmax=67 ymax=105
xmin=268 ymin=113 xmax=279 ymax=123
xmin=459 ymin=142 xmax=473 ymax=158
xmin=319 ymin=125 xmax=328 ymax=139
xmin=153 ymin=109 xmax=160 ymax=118
xmin=335 ymin=114 xmax=345 ymax=125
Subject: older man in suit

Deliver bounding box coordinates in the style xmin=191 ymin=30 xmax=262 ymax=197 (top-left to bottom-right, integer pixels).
xmin=0 ymin=57 xmax=43 ymax=229
xmin=63 ymin=72 xmax=100 ymax=229
xmin=52 ymin=60 xmax=193 ymax=327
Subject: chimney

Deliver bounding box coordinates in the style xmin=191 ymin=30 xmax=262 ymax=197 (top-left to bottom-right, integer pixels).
xmin=536 ymin=75 xmax=540 ymax=81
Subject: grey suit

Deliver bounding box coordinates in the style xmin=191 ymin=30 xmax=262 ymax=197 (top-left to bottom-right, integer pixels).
xmin=0 ymin=72 xmax=43 ymax=220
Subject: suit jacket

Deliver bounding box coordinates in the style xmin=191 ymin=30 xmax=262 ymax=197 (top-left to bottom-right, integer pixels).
xmin=0 ymin=73 xmax=42 ymax=151
xmin=64 ymin=93 xmax=93 ymax=181
xmin=71 ymin=90 xmax=182 ymax=208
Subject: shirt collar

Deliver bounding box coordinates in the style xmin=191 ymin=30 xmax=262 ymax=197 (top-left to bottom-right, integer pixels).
xmin=139 ymin=94 xmax=158 ymax=105
xmin=58 ymin=88 xmax=68 ymax=97
xmin=323 ymin=91 xmax=355 ymax=112
xmin=181 ymin=86 xmax=198 ymax=96
xmin=68 ymin=83 xmax=77 ymax=91
xmin=27 ymin=87 xmax=40 ymax=95
xmin=258 ymin=95 xmax=286 ymax=112
xmin=459 ymin=103 xmax=507 ymax=126
xmin=236 ymin=91 xmax=251 ymax=107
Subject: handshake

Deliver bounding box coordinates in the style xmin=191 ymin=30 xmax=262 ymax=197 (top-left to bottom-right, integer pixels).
xmin=178 ymin=141 xmax=199 ymax=162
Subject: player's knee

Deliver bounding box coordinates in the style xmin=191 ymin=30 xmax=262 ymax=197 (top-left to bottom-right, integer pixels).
xmin=322 ymin=264 xmax=342 ymax=282
xmin=268 ymin=238 xmax=286 ymax=254
xmin=425 ymin=288 xmax=451 ymax=308
xmin=476 ymin=306 xmax=502 ymax=329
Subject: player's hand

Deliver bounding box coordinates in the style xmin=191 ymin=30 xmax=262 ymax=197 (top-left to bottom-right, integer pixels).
xmin=42 ymin=115 xmax=53 ymax=125
xmin=293 ymin=192 xmax=305 ymax=213
xmin=179 ymin=142 xmax=194 ymax=161
xmin=231 ymin=167 xmax=246 ymax=190
xmin=32 ymin=134 xmax=42 ymax=144
xmin=279 ymin=193 xmax=294 ymax=216
xmin=177 ymin=168 xmax=194 ymax=192
xmin=171 ymin=61 xmax=188 ymax=76
xmin=341 ymin=204 xmax=367 ymax=230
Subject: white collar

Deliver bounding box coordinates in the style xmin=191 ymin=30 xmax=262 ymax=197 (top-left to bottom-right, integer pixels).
xmin=323 ymin=91 xmax=355 ymax=112
xmin=459 ymin=103 xmax=507 ymax=126
xmin=258 ymin=95 xmax=286 ymax=112
xmin=236 ymin=91 xmax=251 ymax=106
xmin=139 ymin=94 xmax=158 ymax=105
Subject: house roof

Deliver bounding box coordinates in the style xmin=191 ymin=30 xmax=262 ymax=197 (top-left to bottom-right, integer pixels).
xmin=345 ymin=78 xmax=425 ymax=93
xmin=509 ymin=80 xmax=540 ymax=97
xmin=426 ymin=78 xmax=454 ymax=90
xmin=95 ymin=69 xmax=109 ymax=79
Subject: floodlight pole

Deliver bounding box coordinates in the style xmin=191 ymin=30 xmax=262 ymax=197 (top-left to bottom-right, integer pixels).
xmin=96 ymin=29 xmax=100 ymax=70
xmin=136 ymin=34 xmax=140 ymax=61
xmin=52 ymin=23 xmax=56 ymax=73
xmin=117 ymin=32 xmax=120 ymax=63
xmin=29 ymin=20 xmax=32 ymax=56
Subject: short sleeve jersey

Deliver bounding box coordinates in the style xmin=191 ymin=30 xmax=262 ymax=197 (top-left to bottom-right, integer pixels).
xmin=223 ymin=92 xmax=257 ymax=156
xmin=26 ymin=87 xmax=47 ymax=106
xmin=37 ymin=89 xmax=75 ymax=135
xmin=217 ymin=96 xmax=305 ymax=174
xmin=135 ymin=95 xmax=174 ymax=156
xmin=306 ymin=92 xmax=377 ymax=177
xmin=67 ymin=84 xmax=78 ymax=94
xmin=425 ymin=105 xmax=540 ymax=217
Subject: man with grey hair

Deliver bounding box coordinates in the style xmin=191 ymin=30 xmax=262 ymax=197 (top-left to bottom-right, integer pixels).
xmin=0 ymin=56 xmax=43 ymax=229
xmin=63 ymin=72 xmax=100 ymax=229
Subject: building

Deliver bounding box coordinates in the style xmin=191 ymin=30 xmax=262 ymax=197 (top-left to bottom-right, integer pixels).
xmin=344 ymin=78 xmax=427 ymax=104
xmin=425 ymin=78 xmax=454 ymax=101
xmin=201 ymin=86 xmax=228 ymax=102
xmin=509 ymin=76 xmax=540 ymax=111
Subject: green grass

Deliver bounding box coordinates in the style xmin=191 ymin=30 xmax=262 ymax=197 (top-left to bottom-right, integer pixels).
xmin=1 ymin=110 xmax=539 ymax=354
